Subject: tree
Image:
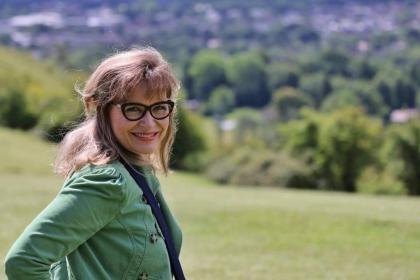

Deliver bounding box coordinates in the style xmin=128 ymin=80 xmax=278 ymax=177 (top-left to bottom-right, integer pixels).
xmin=372 ymin=66 xmax=401 ymax=111
xmin=319 ymin=49 xmax=351 ymax=76
xmin=300 ymin=73 xmax=332 ymax=108
xmin=272 ymin=87 xmax=311 ymax=122
xmin=267 ymin=62 xmax=300 ymax=92
xmin=405 ymin=28 xmax=420 ymax=45
xmin=321 ymin=89 xmax=360 ymax=112
xmin=188 ymin=49 xmax=227 ymax=101
xmin=0 ymin=87 xmax=37 ymax=129
xmin=409 ymin=60 xmax=420 ymax=86
xmin=323 ymin=78 xmax=387 ymax=118
xmin=394 ymin=78 xmax=416 ymax=108
xmin=375 ymin=80 xmax=394 ymax=110
xmin=385 ymin=120 xmax=420 ymax=195
xmin=203 ymin=86 xmax=235 ymax=116
xmin=171 ymin=106 xmax=207 ymax=171
xmin=226 ymin=51 xmax=270 ymax=107
xmin=227 ymin=108 xmax=264 ymax=145
xmin=355 ymin=60 xmax=377 ymax=80
xmin=286 ymin=107 xmax=382 ymax=192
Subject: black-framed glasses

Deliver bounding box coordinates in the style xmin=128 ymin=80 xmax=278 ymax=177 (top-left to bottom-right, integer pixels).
xmin=113 ymin=100 xmax=175 ymax=121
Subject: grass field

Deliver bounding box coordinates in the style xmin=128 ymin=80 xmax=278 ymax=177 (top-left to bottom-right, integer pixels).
xmin=1 ymin=127 xmax=420 ymax=279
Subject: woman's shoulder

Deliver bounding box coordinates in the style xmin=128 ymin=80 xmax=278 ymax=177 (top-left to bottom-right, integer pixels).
xmin=56 ymin=161 xmax=129 ymax=209
xmin=67 ymin=160 xmax=161 ymax=196
xmin=66 ymin=160 xmax=127 ymax=186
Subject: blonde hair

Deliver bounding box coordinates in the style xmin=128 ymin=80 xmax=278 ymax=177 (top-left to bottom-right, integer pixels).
xmin=54 ymin=47 xmax=180 ymax=178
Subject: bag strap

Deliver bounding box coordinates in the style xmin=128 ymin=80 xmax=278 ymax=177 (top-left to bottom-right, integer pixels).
xmin=121 ymin=160 xmax=186 ymax=280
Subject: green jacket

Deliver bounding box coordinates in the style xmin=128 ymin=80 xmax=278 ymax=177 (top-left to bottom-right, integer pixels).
xmin=5 ymin=161 xmax=182 ymax=280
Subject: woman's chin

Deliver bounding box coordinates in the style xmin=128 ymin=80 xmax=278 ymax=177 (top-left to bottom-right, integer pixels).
xmin=131 ymin=144 xmax=158 ymax=155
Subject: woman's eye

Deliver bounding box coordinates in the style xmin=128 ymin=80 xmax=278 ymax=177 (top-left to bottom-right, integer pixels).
xmin=153 ymin=105 xmax=167 ymax=111
xmin=125 ymin=105 xmax=142 ymax=112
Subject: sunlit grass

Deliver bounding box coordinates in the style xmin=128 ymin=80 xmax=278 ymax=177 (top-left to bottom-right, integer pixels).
xmin=0 ymin=128 xmax=55 ymax=174
xmin=161 ymin=174 xmax=420 ymax=279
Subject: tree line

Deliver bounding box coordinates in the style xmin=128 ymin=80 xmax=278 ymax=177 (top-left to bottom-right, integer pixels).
xmin=180 ymin=46 xmax=420 ymax=196
xmin=0 ymin=44 xmax=419 ymax=196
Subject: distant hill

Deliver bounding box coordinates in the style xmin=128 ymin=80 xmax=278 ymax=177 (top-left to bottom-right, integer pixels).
xmin=0 ymin=0 xmax=417 ymax=68
xmin=0 ymin=0 xmax=414 ymax=11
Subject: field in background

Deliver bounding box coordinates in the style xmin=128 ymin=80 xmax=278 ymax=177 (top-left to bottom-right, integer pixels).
xmin=1 ymin=127 xmax=420 ymax=279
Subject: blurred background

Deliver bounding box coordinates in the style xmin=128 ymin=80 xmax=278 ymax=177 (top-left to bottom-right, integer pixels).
xmin=0 ymin=0 xmax=420 ymax=279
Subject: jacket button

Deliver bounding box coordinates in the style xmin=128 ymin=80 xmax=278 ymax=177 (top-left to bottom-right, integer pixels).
xmin=149 ymin=232 xmax=158 ymax=243
xmin=139 ymin=272 xmax=148 ymax=280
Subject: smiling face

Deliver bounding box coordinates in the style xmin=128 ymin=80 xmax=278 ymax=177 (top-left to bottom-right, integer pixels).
xmin=109 ymin=86 xmax=171 ymax=156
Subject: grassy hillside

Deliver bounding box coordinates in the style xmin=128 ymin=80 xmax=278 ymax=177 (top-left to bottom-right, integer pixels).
xmin=0 ymin=47 xmax=83 ymax=133
xmin=0 ymin=47 xmax=82 ymax=111
xmin=0 ymin=128 xmax=56 ymax=174
xmin=1 ymin=127 xmax=420 ymax=279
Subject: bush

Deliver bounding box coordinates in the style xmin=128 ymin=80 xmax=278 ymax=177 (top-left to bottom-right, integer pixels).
xmin=0 ymin=87 xmax=38 ymax=129
xmin=171 ymin=106 xmax=208 ymax=171
xmin=36 ymin=98 xmax=82 ymax=142
xmin=205 ymin=147 xmax=315 ymax=188
xmin=284 ymin=107 xmax=382 ymax=192
xmin=0 ymin=46 xmax=82 ymax=136
xmin=357 ymin=167 xmax=406 ymax=195
xmin=382 ymin=120 xmax=420 ymax=195
xmin=180 ymin=152 xmax=211 ymax=173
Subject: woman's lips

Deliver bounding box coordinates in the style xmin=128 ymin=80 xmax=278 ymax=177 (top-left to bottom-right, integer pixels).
xmin=131 ymin=132 xmax=159 ymax=142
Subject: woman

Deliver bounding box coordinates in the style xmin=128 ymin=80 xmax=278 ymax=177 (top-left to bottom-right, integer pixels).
xmin=5 ymin=47 xmax=183 ymax=280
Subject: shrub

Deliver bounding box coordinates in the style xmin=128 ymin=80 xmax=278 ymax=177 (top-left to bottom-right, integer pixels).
xmin=205 ymin=147 xmax=315 ymax=188
xmin=171 ymin=106 xmax=208 ymax=171
xmin=383 ymin=120 xmax=420 ymax=195
xmin=357 ymin=167 xmax=406 ymax=195
xmin=0 ymin=87 xmax=38 ymax=129
xmin=0 ymin=46 xmax=82 ymax=136
xmin=284 ymin=107 xmax=382 ymax=192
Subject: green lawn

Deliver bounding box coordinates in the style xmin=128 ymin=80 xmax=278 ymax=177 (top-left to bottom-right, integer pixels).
xmin=1 ymin=128 xmax=420 ymax=279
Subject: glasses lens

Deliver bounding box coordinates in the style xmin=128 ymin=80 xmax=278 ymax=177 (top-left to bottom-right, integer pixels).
xmin=123 ymin=104 xmax=146 ymax=120
xmin=151 ymin=103 xmax=172 ymax=119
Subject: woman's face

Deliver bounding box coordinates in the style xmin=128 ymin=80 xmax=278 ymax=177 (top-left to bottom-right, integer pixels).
xmin=109 ymin=86 xmax=171 ymax=156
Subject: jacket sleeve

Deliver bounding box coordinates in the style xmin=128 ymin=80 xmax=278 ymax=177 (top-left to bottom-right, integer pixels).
xmin=4 ymin=166 xmax=125 ymax=280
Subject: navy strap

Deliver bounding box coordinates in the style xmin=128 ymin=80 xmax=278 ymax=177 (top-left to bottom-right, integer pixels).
xmin=121 ymin=160 xmax=186 ymax=280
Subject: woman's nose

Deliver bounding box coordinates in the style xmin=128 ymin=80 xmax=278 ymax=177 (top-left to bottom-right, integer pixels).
xmin=138 ymin=111 xmax=154 ymax=126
